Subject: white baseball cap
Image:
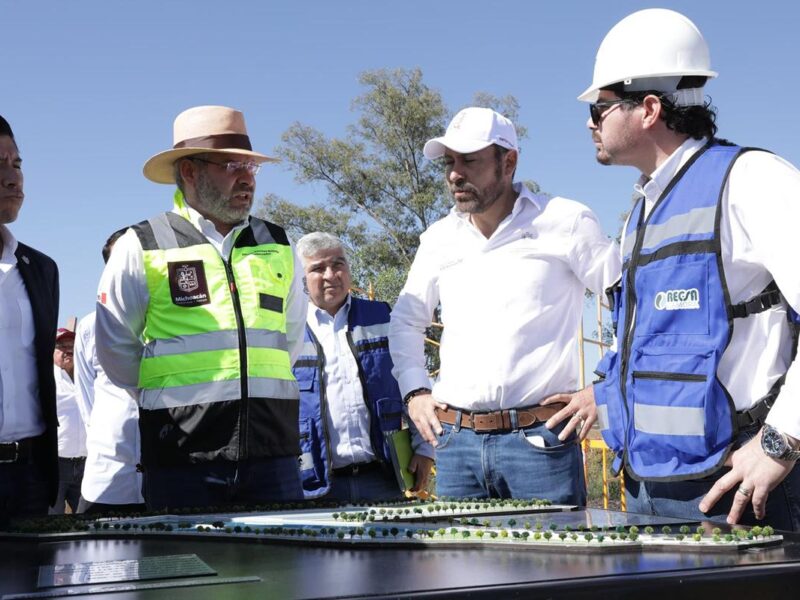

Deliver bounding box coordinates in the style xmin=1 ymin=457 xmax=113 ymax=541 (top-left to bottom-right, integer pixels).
xmin=423 ymin=107 xmax=518 ymax=160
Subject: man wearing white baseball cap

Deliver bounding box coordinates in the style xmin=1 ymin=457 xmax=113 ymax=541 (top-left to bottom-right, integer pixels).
xmin=389 ymin=107 xmax=620 ymax=501
xmin=575 ymin=9 xmax=800 ymax=530
xmin=95 ymin=105 xmax=308 ymax=510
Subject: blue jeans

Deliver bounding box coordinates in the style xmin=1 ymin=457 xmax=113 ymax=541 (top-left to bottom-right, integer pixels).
xmin=143 ymin=456 xmax=303 ymax=511
xmin=626 ymin=425 xmax=800 ymax=532
xmin=49 ymin=457 xmax=85 ymax=514
xmin=327 ymin=467 xmax=402 ymax=503
xmin=434 ymin=418 xmax=586 ymax=503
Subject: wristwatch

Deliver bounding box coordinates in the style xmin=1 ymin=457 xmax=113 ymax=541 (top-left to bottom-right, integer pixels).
xmin=403 ymin=387 xmax=431 ymax=406
xmin=760 ymin=424 xmax=800 ymax=462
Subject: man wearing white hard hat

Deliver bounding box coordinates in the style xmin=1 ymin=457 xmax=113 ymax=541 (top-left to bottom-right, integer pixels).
xmin=574 ymin=8 xmax=800 ymax=530
xmin=95 ymin=106 xmax=308 ymax=510
xmin=389 ymin=107 xmax=620 ymax=501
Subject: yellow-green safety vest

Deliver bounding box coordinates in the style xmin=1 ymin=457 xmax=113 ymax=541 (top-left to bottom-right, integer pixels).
xmin=133 ymin=205 xmax=298 ymax=411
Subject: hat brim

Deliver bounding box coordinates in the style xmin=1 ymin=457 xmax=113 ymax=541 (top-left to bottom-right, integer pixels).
xmin=423 ymin=137 xmax=495 ymax=160
xmin=143 ymin=147 xmax=279 ymax=184
xmin=577 ymin=68 xmax=718 ymax=103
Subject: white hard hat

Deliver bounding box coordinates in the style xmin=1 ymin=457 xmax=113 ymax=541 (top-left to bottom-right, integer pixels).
xmin=578 ymin=9 xmax=717 ymax=105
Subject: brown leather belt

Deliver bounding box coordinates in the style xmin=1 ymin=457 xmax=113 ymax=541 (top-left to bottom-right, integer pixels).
xmin=435 ymin=403 xmax=567 ymax=433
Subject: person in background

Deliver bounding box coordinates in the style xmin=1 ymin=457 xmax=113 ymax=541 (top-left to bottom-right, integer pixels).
xmin=294 ymin=232 xmax=433 ymax=502
xmin=0 ymin=114 xmax=60 ymax=522
xmin=50 ymin=327 xmax=86 ymax=514
xmin=76 ymin=227 xmax=145 ymax=514
xmin=574 ymin=8 xmax=800 ymax=530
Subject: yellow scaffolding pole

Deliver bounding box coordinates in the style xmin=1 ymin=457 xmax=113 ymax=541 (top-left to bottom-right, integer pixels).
xmin=579 ymin=294 xmax=626 ymax=511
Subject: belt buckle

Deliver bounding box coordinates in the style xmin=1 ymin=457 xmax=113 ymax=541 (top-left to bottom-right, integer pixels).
xmin=0 ymin=441 xmax=19 ymax=464
xmin=352 ymin=463 xmax=360 ymax=476
xmin=470 ymin=412 xmax=497 ymax=433
xmin=467 ymin=412 xmax=476 ymax=431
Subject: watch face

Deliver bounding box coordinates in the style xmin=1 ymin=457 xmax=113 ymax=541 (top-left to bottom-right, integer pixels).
xmin=762 ymin=426 xmax=787 ymax=457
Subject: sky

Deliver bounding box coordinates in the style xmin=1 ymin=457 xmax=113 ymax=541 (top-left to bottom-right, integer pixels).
xmin=4 ymin=0 xmax=800 ymax=323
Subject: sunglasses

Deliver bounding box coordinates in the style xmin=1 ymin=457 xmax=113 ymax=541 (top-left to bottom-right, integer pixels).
xmin=589 ymin=99 xmax=638 ymax=126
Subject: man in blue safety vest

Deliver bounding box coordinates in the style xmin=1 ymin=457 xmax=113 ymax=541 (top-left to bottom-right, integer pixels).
xmin=550 ymin=8 xmax=800 ymax=530
xmin=293 ymin=232 xmax=433 ymax=502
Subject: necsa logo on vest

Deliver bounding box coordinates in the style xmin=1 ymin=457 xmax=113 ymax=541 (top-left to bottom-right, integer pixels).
xmin=654 ymin=288 xmax=700 ymax=311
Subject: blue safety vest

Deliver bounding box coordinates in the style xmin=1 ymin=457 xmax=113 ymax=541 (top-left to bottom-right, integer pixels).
xmin=293 ymin=297 xmax=403 ymax=498
xmin=594 ymin=140 xmax=798 ymax=481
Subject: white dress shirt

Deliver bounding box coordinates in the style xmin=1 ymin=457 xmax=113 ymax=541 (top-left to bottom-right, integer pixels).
xmin=390 ymin=183 xmax=621 ymax=411
xmin=95 ymin=203 xmax=308 ymax=392
xmin=0 ymin=224 xmax=43 ymax=442
xmin=626 ymin=137 xmax=800 ymax=439
xmin=54 ymin=365 xmax=87 ymax=458
xmin=308 ymin=297 xmax=375 ymax=468
xmin=75 ymin=312 xmax=143 ymax=504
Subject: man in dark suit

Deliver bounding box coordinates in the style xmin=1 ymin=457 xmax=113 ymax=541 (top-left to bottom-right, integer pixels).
xmin=0 ymin=114 xmax=59 ymax=524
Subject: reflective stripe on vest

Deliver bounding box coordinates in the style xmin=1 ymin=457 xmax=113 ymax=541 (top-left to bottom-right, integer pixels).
xmin=143 ymin=329 xmax=288 ymax=358
xmin=350 ymin=322 xmax=390 ymax=345
xmin=133 ymin=210 xmax=296 ymax=410
xmin=596 ymin=403 xmax=609 ymax=432
xmin=633 ymin=404 xmax=705 ymax=437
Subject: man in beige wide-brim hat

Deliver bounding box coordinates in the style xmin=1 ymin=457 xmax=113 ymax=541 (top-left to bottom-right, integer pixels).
xmin=94 ymin=105 xmax=308 ymax=511
xmin=142 ymin=105 xmax=278 ymax=185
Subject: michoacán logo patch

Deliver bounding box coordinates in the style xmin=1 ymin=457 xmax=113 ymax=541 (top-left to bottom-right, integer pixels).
xmin=654 ymin=288 xmax=700 ymax=311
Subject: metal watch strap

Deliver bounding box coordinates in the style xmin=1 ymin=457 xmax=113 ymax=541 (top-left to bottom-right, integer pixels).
xmin=781 ymin=445 xmax=800 ymax=462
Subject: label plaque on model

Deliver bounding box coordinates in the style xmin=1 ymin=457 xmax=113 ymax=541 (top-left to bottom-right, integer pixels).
xmin=4 ymin=577 xmax=260 ymax=599
xmin=36 ymin=554 xmax=215 ymax=588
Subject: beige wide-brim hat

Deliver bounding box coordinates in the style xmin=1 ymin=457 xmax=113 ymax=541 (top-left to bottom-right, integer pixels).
xmin=143 ymin=105 xmax=278 ymax=184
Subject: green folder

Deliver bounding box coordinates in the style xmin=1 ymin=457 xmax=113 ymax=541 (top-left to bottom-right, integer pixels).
xmin=386 ymin=429 xmax=415 ymax=492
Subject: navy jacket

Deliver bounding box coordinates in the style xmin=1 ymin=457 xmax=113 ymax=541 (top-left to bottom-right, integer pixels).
xmin=15 ymin=242 xmax=59 ymax=503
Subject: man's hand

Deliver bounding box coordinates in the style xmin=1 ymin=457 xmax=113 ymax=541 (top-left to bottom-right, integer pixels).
xmin=699 ymin=430 xmax=796 ymax=524
xmin=542 ymin=386 xmax=597 ymax=442
xmin=408 ymin=453 xmax=434 ymax=493
xmin=407 ymin=393 xmax=448 ymax=446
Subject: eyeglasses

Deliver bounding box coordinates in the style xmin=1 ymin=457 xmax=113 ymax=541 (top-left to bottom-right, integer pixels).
xmin=589 ymin=99 xmax=637 ymax=126
xmin=191 ymin=157 xmax=261 ymax=176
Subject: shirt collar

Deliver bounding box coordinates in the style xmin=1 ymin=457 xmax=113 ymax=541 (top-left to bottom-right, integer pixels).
xmin=450 ymin=182 xmax=542 ymax=224
xmin=183 ymin=203 xmax=249 ymax=238
xmin=0 ymin=224 xmax=18 ymax=265
xmin=634 ymin=137 xmax=709 ymax=203
xmin=310 ymin=294 xmax=352 ymax=325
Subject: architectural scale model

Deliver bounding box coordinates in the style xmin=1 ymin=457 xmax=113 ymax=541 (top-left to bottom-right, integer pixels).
xmin=3 ymin=498 xmax=783 ymax=554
